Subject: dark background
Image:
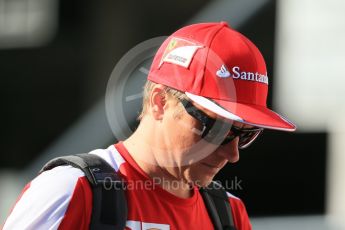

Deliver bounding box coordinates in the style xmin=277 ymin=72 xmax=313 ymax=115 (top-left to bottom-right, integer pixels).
xmin=0 ymin=0 xmax=326 ymax=217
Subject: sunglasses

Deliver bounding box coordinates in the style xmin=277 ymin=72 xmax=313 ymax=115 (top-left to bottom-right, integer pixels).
xmin=179 ymin=98 xmax=263 ymax=149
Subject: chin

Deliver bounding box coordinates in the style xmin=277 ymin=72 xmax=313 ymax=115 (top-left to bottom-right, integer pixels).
xmin=190 ymin=175 xmax=214 ymax=188
xmin=199 ymin=181 xmax=212 ymax=188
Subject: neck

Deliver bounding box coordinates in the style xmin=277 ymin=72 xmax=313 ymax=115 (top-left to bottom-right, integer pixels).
xmin=123 ymin=118 xmax=193 ymax=198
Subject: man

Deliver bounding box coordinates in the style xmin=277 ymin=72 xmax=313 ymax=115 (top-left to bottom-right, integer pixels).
xmin=3 ymin=22 xmax=296 ymax=229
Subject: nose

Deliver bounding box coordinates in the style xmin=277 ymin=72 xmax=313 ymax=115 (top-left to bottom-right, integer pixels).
xmin=217 ymin=137 xmax=240 ymax=163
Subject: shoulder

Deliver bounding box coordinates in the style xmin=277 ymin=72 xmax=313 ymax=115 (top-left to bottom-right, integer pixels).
xmin=226 ymin=192 xmax=252 ymax=230
xmin=3 ymin=165 xmax=90 ymax=229
xmin=36 ymin=164 xmax=86 ymax=190
xmin=226 ymin=191 xmax=245 ymax=211
xmin=89 ymin=144 xmax=126 ymax=172
xmin=3 ymin=145 xmax=126 ymax=229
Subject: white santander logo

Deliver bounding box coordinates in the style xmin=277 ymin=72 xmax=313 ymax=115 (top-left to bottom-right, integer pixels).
xmin=216 ymin=65 xmax=269 ymax=85
xmin=216 ymin=64 xmax=231 ymax=78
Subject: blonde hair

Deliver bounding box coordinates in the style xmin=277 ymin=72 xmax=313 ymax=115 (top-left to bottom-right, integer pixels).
xmin=138 ymin=80 xmax=188 ymax=120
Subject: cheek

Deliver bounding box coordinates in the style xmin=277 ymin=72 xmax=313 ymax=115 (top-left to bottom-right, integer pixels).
xmin=174 ymin=128 xmax=199 ymax=148
xmin=169 ymin=112 xmax=201 ymax=143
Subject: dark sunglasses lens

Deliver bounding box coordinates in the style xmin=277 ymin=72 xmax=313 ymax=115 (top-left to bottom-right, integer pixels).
xmin=180 ymin=98 xmax=262 ymax=148
xmin=220 ymin=134 xmax=236 ymax=145
xmin=203 ymin=120 xmax=232 ymax=144
xmin=238 ymin=129 xmax=262 ymax=148
xmin=220 ymin=129 xmax=262 ymax=148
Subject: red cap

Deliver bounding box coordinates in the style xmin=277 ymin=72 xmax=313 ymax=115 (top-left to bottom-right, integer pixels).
xmin=148 ymin=22 xmax=296 ymax=131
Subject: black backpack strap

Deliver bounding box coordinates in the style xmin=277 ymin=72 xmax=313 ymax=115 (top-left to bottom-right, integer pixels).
xmin=39 ymin=153 xmax=127 ymax=230
xmin=200 ymin=181 xmax=237 ymax=230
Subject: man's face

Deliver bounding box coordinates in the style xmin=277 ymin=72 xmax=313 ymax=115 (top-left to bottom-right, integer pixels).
xmin=164 ymin=97 xmax=254 ymax=187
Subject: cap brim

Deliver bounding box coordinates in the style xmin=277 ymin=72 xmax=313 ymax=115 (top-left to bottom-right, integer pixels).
xmin=185 ymin=92 xmax=296 ymax=132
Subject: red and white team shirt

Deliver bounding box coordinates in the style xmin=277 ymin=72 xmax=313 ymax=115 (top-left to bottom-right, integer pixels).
xmin=3 ymin=142 xmax=252 ymax=230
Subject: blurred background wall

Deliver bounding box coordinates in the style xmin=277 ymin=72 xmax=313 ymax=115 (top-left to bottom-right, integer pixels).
xmin=0 ymin=0 xmax=344 ymax=229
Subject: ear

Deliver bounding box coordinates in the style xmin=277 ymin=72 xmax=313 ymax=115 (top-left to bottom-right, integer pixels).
xmin=149 ymin=85 xmax=167 ymax=120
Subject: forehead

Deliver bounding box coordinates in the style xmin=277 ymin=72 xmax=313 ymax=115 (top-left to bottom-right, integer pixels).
xmin=191 ymin=101 xmax=255 ymax=129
